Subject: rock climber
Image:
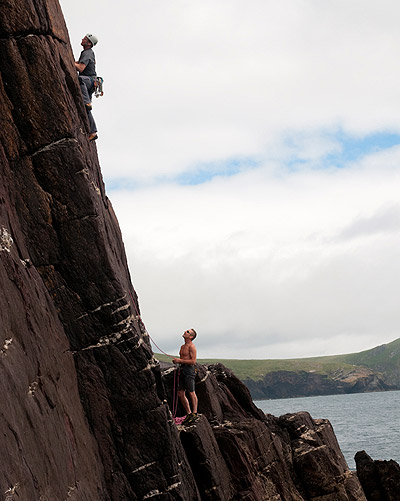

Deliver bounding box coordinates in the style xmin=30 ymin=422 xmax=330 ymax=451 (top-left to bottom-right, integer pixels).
xmin=173 ymin=329 xmax=198 ymax=424
xmin=75 ymin=33 xmax=98 ymax=141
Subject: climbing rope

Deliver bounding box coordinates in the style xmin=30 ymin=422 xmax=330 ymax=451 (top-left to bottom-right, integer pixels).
xmin=172 ymin=367 xmax=180 ymax=418
xmin=127 ymin=288 xmax=173 ymax=358
xmin=127 ymin=288 xmax=181 ymax=420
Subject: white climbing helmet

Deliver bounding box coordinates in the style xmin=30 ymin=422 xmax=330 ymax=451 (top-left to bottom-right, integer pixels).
xmin=86 ymin=33 xmax=98 ymax=46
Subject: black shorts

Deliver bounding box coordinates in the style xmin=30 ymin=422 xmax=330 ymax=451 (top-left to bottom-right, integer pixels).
xmin=178 ymin=365 xmax=196 ymax=393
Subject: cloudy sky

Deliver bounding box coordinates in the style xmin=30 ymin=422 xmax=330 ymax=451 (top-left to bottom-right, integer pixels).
xmin=60 ymin=0 xmax=400 ymax=359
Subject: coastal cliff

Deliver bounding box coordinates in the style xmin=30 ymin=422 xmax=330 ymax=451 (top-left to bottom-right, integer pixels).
xmin=243 ymin=368 xmax=394 ymax=400
xmin=0 ymin=1 xmax=388 ymax=499
xmin=190 ymin=338 xmax=400 ymax=400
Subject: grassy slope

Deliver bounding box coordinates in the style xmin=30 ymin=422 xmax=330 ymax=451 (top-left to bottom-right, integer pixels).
xmin=340 ymin=337 xmax=400 ymax=370
xmin=155 ymin=337 xmax=400 ymax=381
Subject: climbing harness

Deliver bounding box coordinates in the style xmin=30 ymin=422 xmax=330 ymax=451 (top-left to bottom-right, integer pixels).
xmin=93 ymin=76 xmax=104 ymax=98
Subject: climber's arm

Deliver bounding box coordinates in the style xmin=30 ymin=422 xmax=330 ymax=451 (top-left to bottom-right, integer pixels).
xmin=75 ymin=61 xmax=86 ymax=73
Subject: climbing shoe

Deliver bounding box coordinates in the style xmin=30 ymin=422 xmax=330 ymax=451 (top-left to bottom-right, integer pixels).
xmin=88 ymin=133 xmax=98 ymax=142
xmin=183 ymin=413 xmax=198 ymax=425
xmin=86 ymin=103 xmax=93 ymax=111
xmin=182 ymin=413 xmax=194 ymax=425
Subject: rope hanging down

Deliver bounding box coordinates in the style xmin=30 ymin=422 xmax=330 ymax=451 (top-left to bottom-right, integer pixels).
xmin=127 ymin=289 xmax=172 ymax=358
xmin=127 ymin=288 xmax=180 ymax=418
xmin=172 ymin=367 xmax=180 ymax=418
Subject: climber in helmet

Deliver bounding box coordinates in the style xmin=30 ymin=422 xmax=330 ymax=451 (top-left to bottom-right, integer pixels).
xmin=75 ymin=34 xmax=99 ymax=141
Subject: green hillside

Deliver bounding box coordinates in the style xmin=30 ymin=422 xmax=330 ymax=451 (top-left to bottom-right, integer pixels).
xmin=340 ymin=337 xmax=400 ymax=369
xmin=155 ymin=337 xmax=400 ymax=384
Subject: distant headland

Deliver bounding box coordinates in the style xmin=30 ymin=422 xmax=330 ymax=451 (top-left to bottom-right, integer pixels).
xmin=157 ymin=337 xmax=400 ymax=399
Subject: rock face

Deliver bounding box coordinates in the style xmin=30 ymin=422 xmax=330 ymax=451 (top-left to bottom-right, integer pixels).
xmin=0 ymin=2 xmax=375 ymax=500
xmin=355 ymin=451 xmax=400 ymax=501
xmin=244 ymin=369 xmax=394 ymax=400
xmin=0 ymin=2 xmax=197 ymax=499
xmin=162 ymin=364 xmax=367 ymax=500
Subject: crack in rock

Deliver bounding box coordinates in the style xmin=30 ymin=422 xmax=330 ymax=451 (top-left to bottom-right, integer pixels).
xmin=143 ymin=482 xmax=181 ymax=499
xmin=138 ymin=360 xmax=158 ymax=373
xmin=115 ymin=313 xmax=135 ymax=328
xmin=1 ymin=30 xmax=67 ymax=45
xmin=112 ymin=303 xmax=130 ymax=315
xmin=31 ymin=137 xmax=78 ymax=157
xmin=28 ymin=381 xmax=39 ymax=396
xmin=295 ymin=444 xmax=327 ymax=457
xmin=161 ymin=366 xmax=176 ymax=376
xmin=130 ymin=461 xmax=156 ymax=474
xmin=4 ymin=483 xmax=20 ymax=501
xmin=72 ymin=312 xmax=147 ymax=353
xmin=74 ymin=333 xmax=128 ymax=352
xmin=212 ymin=420 xmax=234 ymax=429
xmin=65 ymin=485 xmax=77 ymax=499
xmin=300 ymin=429 xmax=319 ymax=444
xmin=72 ymin=332 xmax=142 ymax=354
xmin=75 ymin=167 xmax=89 ymax=176
xmin=199 ymin=371 xmax=210 ymax=383
xmin=74 ymin=167 xmax=101 ymax=195
xmin=0 ymin=227 xmax=13 ymax=252
xmin=1 ymin=338 xmax=13 ymax=357
xmin=76 ymin=295 xmax=127 ymax=320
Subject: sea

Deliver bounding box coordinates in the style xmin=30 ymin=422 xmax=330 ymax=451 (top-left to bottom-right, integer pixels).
xmin=254 ymin=390 xmax=400 ymax=470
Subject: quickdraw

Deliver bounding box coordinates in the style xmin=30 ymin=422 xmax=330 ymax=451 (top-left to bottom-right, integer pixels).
xmin=93 ymin=76 xmax=104 ymax=98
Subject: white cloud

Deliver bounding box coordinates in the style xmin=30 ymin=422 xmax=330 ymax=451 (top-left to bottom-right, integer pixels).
xmin=62 ymin=0 xmax=400 ymax=180
xmin=112 ymin=150 xmax=400 ymax=358
xmin=59 ymin=0 xmax=400 ymax=359
xmin=336 ymin=205 xmax=400 ymax=241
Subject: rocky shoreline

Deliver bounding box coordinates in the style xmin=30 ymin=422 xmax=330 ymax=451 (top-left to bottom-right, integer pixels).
xmin=162 ymin=363 xmax=366 ymax=499
xmin=243 ymin=368 xmax=397 ymax=400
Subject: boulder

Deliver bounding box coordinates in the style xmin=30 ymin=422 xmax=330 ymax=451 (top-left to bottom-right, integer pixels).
xmin=355 ymin=450 xmax=400 ymax=501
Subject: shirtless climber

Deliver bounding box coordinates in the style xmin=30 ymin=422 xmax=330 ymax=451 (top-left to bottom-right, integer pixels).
xmin=173 ymin=329 xmax=198 ymax=424
xmin=75 ymin=34 xmax=98 ymax=142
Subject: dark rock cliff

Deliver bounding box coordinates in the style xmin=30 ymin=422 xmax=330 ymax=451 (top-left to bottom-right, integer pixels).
xmin=0 ymin=2 xmax=196 ymax=499
xmin=0 ymin=2 xmax=376 ymax=500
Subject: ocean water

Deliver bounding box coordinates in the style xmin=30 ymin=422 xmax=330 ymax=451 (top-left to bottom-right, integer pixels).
xmin=255 ymin=390 xmax=400 ymax=470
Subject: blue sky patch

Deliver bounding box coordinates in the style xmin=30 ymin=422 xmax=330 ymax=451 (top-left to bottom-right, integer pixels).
xmin=281 ymin=130 xmax=400 ymax=173
xmin=106 ymin=178 xmax=137 ymax=191
xmin=175 ymin=157 xmax=260 ymax=186
xmin=106 ymin=131 xmax=400 ymax=191
xmin=326 ymin=131 xmax=400 ymax=167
